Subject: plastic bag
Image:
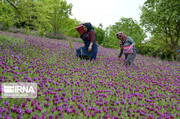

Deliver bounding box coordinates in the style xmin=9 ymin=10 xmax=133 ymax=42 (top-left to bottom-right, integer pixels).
xmin=123 ymin=45 xmax=133 ymax=54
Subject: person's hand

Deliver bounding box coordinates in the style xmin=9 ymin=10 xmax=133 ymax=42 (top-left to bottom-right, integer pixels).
xmin=88 ymin=46 xmax=92 ymax=52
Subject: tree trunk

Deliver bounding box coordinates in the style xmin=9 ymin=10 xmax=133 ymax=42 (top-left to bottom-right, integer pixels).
xmin=171 ymin=53 xmax=174 ymax=61
xmin=177 ymin=52 xmax=180 ymax=62
xmin=176 ymin=43 xmax=180 ymax=61
xmin=53 ymin=9 xmax=57 ymax=36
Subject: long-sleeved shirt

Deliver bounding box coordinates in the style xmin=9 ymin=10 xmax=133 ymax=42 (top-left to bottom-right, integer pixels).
xmin=84 ymin=30 xmax=96 ymax=43
xmin=119 ymin=36 xmax=135 ymax=57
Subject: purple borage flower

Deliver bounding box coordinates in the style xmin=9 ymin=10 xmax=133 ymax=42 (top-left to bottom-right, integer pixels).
xmin=0 ymin=31 xmax=179 ymax=119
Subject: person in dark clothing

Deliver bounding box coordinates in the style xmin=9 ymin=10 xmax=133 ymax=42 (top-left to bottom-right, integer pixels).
xmin=117 ymin=32 xmax=138 ymax=66
xmin=76 ymin=23 xmax=98 ymax=60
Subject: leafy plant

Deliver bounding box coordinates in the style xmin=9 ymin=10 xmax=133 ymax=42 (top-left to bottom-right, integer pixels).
xmin=0 ymin=31 xmax=179 ymax=119
xmin=140 ymin=0 xmax=180 ymax=61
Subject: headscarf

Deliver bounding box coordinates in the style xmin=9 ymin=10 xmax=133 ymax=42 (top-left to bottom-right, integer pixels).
xmin=83 ymin=23 xmax=94 ymax=32
xmin=81 ymin=22 xmax=94 ymax=41
xmin=117 ymin=32 xmax=127 ymax=48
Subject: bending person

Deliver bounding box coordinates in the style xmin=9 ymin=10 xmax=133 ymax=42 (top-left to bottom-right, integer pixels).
xmin=117 ymin=32 xmax=138 ymax=66
xmin=76 ymin=23 xmax=98 ymax=60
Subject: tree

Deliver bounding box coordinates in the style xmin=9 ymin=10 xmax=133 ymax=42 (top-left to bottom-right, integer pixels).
xmin=103 ymin=18 xmax=146 ymax=49
xmin=2 ymin=0 xmax=52 ymax=31
xmin=2 ymin=0 xmax=72 ymax=34
xmin=64 ymin=18 xmax=81 ymax=38
xmin=140 ymin=0 xmax=180 ymax=61
xmin=0 ymin=2 xmax=16 ymax=30
xmin=47 ymin=0 xmax=72 ymax=35
xmin=94 ymin=23 xmax=105 ymax=44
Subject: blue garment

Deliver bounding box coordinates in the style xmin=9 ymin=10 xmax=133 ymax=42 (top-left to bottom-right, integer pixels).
xmin=76 ymin=39 xmax=98 ymax=60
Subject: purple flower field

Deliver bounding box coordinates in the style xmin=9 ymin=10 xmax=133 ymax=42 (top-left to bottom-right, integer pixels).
xmin=0 ymin=31 xmax=180 ymax=119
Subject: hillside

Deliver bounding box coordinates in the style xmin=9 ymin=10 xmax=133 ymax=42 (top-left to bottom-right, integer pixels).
xmin=0 ymin=31 xmax=180 ymax=119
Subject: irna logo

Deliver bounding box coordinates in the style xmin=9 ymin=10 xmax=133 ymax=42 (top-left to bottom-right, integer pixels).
xmin=1 ymin=83 xmax=37 ymax=98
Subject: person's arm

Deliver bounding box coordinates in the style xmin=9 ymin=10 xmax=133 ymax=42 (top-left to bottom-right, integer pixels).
xmin=88 ymin=30 xmax=96 ymax=52
xmin=118 ymin=48 xmax=123 ymax=58
xmin=128 ymin=37 xmax=135 ymax=47
xmin=88 ymin=42 xmax=93 ymax=52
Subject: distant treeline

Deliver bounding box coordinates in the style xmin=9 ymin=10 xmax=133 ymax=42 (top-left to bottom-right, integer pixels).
xmin=0 ymin=0 xmax=179 ymax=61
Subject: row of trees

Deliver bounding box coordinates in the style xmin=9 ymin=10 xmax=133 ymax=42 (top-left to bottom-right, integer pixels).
xmin=140 ymin=0 xmax=180 ymax=61
xmin=103 ymin=18 xmax=146 ymax=49
xmin=96 ymin=0 xmax=180 ymax=61
xmin=0 ymin=0 xmax=81 ymax=37
xmin=0 ymin=0 xmax=179 ymax=61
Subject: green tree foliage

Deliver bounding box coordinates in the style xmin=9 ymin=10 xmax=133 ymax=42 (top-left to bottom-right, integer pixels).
xmin=94 ymin=23 xmax=105 ymax=44
xmin=64 ymin=18 xmax=81 ymax=38
xmin=103 ymin=18 xmax=146 ymax=49
xmin=1 ymin=0 xmax=52 ymax=31
xmin=140 ymin=0 xmax=180 ymax=61
xmin=46 ymin=0 xmax=72 ymax=35
xmin=0 ymin=2 xmax=16 ymax=30
xmin=1 ymin=0 xmax=73 ymax=36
